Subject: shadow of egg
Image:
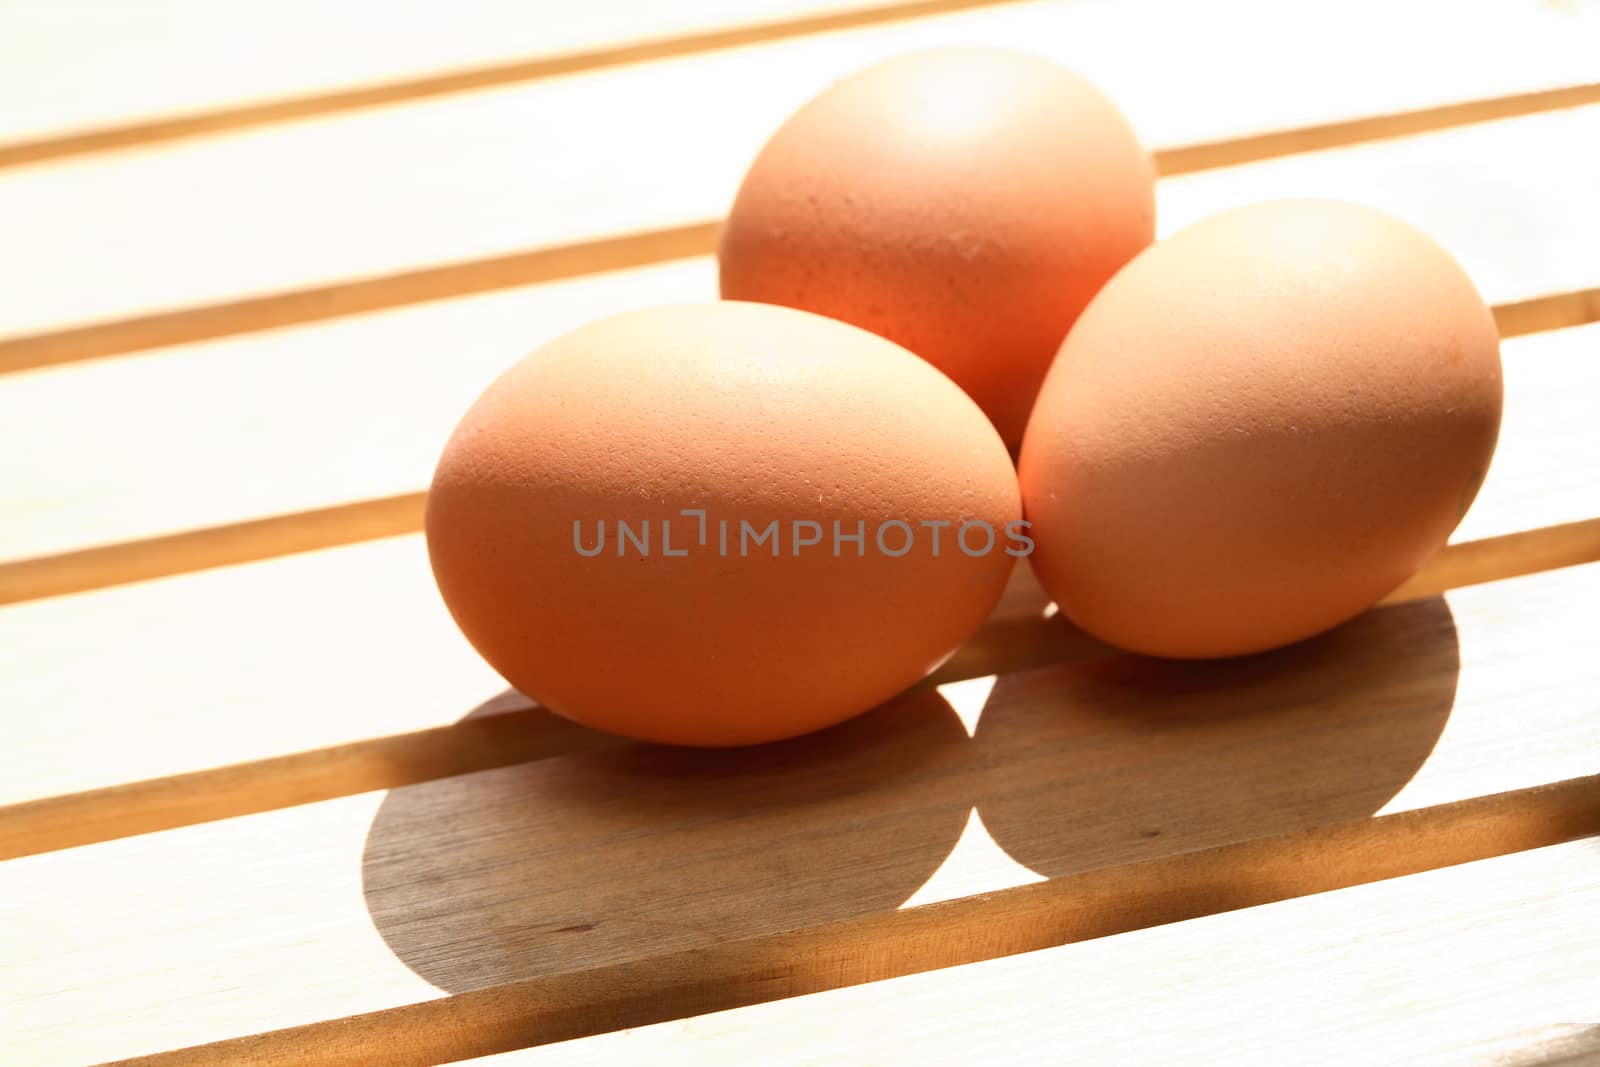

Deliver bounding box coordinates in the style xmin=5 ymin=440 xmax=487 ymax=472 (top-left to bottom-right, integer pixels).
xmin=360 ymin=686 xmax=974 ymax=993
xmin=967 ymin=595 xmax=1461 ymax=882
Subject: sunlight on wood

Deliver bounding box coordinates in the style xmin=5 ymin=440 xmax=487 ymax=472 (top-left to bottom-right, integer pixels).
xmin=899 ymin=807 xmax=1047 ymax=908
xmin=481 ymin=838 xmax=1600 ymax=1066
xmin=934 ymin=674 xmax=997 ymax=737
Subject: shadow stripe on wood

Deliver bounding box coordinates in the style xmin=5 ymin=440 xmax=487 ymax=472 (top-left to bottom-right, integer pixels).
xmin=92 ymin=780 xmax=1600 ymax=1067
xmin=0 ymin=518 xmax=1595 ymax=856
xmin=2 ymin=86 xmax=1597 ymax=375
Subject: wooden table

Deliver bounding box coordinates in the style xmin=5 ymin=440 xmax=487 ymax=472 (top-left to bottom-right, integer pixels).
xmin=2 ymin=1 xmax=1599 ymax=1063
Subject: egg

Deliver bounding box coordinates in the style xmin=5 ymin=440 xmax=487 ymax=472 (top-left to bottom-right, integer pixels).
xmin=718 ymin=46 xmax=1156 ymax=446
xmin=426 ymin=302 xmax=1022 ymax=746
xmin=1019 ymin=199 xmax=1503 ymax=658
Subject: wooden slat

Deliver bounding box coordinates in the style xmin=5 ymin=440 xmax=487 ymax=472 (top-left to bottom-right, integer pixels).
xmin=469 ymin=838 xmax=1600 ymax=1066
xmin=6 ymin=116 xmax=1600 ymax=573
xmin=0 ymin=533 xmax=1077 ymax=838
xmin=1382 ymin=517 xmax=1600 ymax=605
xmin=5 ymin=516 xmax=1597 ymax=861
xmin=3 ymin=311 xmax=1596 ymax=601
xmin=0 ymin=258 xmax=712 ymax=565
xmin=0 ymin=0 xmax=1032 ymax=158
xmin=3 ymin=7 xmax=1595 ymax=1064
xmin=1156 ymin=106 xmax=1600 ymax=323
xmin=10 ymin=0 xmax=1593 ymax=159
xmin=0 ymin=321 xmax=1595 ymax=854
xmin=1 ymin=563 xmax=1597 ymax=1066
xmin=106 ymin=790 xmax=1600 ymax=1067
xmin=0 ymin=536 xmax=500 ymax=810
xmin=1450 ymin=324 xmax=1600 ymax=546
xmin=1 ymin=0 xmax=1598 ymax=357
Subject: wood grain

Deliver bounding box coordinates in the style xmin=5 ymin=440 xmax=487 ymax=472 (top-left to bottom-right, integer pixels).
xmin=2 ymin=1 xmax=1597 ymax=357
xmin=467 ymin=838 xmax=1600 ymax=1067
xmin=3 ymin=563 xmax=1598 ymax=1066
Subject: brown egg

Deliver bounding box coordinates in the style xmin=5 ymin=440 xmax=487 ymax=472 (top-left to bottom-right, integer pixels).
xmin=1019 ymin=199 xmax=1503 ymax=658
xmin=426 ymin=302 xmax=1022 ymax=746
xmin=719 ymin=46 xmax=1155 ymax=446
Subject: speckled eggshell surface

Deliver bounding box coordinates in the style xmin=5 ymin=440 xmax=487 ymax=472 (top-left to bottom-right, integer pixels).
xmin=1020 ymin=198 xmax=1504 ymax=659
xmin=718 ymin=46 xmax=1156 ymax=446
xmin=426 ymin=302 xmax=1021 ymax=746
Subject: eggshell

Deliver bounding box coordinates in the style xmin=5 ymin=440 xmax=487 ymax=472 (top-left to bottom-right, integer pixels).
xmin=1019 ymin=199 xmax=1503 ymax=658
xmin=719 ymin=46 xmax=1155 ymax=446
xmin=426 ymin=302 xmax=1021 ymax=746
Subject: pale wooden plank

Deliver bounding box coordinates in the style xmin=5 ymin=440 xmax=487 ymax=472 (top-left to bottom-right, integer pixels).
xmin=1154 ymin=106 xmax=1600 ymax=324
xmin=478 ymin=838 xmax=1600 ymax=1067
xmin=0 ymin=536 xmax=503 ymax=810
xmin=0 ymin=0 xmax=1022 ymax=154
xmin=5 ymin=124 xmax=1600 ymax=569
xmin=6 ymin=511 xmax=1594 ymax=859
xmin=1382 ymin=517 xmax=1600 ymax=606
xmin=0 ymin=0 xmax=1596 ymax=351
xmin=1453 ymin=326 xmax=1600 ymax=546
xmin=0 ymin=529 xmax=1070 ymax=829
xmin=0 ymin=258 xmax=713 ymax=562
xmin=1 ymin=564 xmax=1597 ymax=1066
xmin=0 ymin=323 xmax=1593 ymax=847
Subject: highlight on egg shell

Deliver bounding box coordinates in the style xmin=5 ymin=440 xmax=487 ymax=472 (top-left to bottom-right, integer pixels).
xmin=426 ymin=301 xmax=1024 ymax=747
xmin=1019 ymin=198 xmax=1503 ymax=659
xmin=718 ymin=45 xmax=1156 ymax=447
